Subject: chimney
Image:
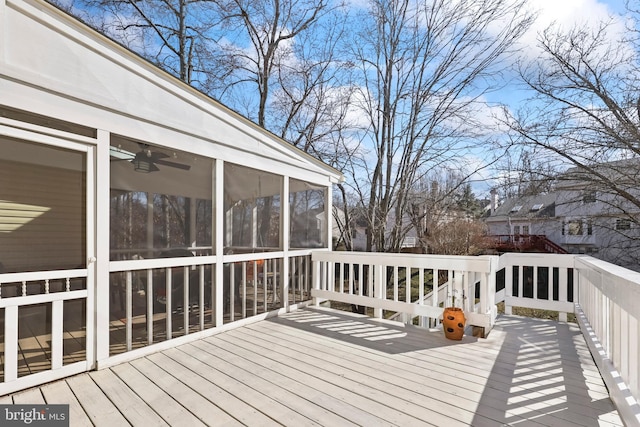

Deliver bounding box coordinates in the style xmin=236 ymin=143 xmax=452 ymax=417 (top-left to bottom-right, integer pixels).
xmin=490 ymin=189 xmax=498 ymax=214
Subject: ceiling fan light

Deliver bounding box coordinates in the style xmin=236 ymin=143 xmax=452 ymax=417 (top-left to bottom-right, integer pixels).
xmin=132 ymin=152 xmax=154 ymax=173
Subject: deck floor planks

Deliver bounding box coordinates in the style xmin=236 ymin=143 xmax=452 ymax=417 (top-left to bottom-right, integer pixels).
xmin=190 ymin=337 xmax=399 ymax=427
xmin=276 ymin=309 xmax=611 ymax=397
xmin=194 ymin=340 xmax=410 ymax=426
xmin=236 ymin=320 xmax=542 ymax=427
xmin=180 ymin=341 xmax=361 ymax=427
xmin=159 ymin=347 xmax=325 ymax=427
xmin=144 ymin=351 xmax=279 ymax=427
xmin=125 ymin=356 xmax=242 ymax=426
xmin=40 ymin=379 xmax=93 ymax=427
xmin=65 ymin=372 xmax=130 ymax=426
xmin=2 ymin=307 xmax=625 ymax=427
xmin=249 ymin=310 xmax=622 ymax=426
xmin=11 ymin=387 xmax=45 ymax=404
xmin=88 ymin=368 xmax=169 ymax=426
xmin=108 ymin=360 xmax=207 ymax=427
xmin=216 ymin=324 xmax=495 ymax=427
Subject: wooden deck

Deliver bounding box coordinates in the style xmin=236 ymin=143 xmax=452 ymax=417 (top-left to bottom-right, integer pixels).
xmin=1 ymin=307 xmax=624 ymax=426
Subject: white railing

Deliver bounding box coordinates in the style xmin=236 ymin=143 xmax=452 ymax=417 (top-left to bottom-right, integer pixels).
xmin=498 ymin=253 xmax=577 ymax=321
xmin=107 ymin=251 xmax=313 ymax=355
xmin=573 ymin=256 xmax=640 ymax=424
xmin=0 ymin=269 xmax=91 ymax=395
xmin=311 ymin=251 xmax=498 ymax=334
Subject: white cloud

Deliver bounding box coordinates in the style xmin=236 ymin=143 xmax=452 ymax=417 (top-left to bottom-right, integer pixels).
xmin=519 ymin=0 xmax=626 ymax=54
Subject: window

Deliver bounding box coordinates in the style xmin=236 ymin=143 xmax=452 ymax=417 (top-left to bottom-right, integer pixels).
xmin=567 ymin=219 xmax=583 ymax=236
xmin=561 ymin=221 xmax=565 ymax=235
xmin=583 ymin=191 xmax=596 ymax=203
xmin=289 ymin=178 xmax=326 ymax=249
xmin=224 ymin=163 xmax=282 ymax=251
xmin=513 ymin=225 xmax=520 ymax=235
xmin=615 ymin=218 xmax=632 ymax=231
xmin=586 ymin=219 xmax=593 ymax=236
xmin=531 ymin=203 xmax=544 ymax=211
xmin=110 ymin=138 xmax=213 ymax=260
xmin=522 ymin=225 xmax=530 ymax=235
xmin=510 ymin=205 xmax=522 ymax=213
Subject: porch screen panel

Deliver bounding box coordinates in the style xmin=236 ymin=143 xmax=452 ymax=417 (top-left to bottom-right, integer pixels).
xmin=224 ymin=163 xmax=282 ymax=252
xmin=110 ymin=137 xmax=213 ymax=260
xmin=0 ymin=137 xmax=85 ymax=273
xmin=289 ymin=178 xmax=326 ymax=249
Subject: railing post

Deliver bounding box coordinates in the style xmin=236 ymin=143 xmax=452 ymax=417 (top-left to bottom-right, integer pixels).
xmin=374 ymin=264 xmax=384 ymax=319
xmin=559 ymin=267 xmax=568 ymax=322
xmin=505 ymin=260 xmax=513 ymax=315
xmin=312 ymin=258 xmax=321 ymax=307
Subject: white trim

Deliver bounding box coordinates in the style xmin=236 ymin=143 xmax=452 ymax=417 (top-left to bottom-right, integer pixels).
xmin=0 ymin=290 xmax=87 ymax=308
xmin=0 ymin=122 xmax=92 ymax=151
xmin=0 ymin=362 xmax=87 ymax=396
xmin=95 ymin=130 xmax=110 ymax=365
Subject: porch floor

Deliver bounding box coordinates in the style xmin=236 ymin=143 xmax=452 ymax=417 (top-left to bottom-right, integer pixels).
xmin=1 ymin=307 xmax=623 ymax=426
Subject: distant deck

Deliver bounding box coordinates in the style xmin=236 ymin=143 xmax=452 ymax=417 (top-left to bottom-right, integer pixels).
xmin=1 ymin=307 xmax=623 ymax=426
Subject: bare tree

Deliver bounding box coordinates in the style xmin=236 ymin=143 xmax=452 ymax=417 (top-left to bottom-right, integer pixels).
xmin=407 ymin=171 xmax=485 ymax=253
xmin=207 ymin=0 xmax=340 ymax=127
xmin=51 ymin=0 xmax=223 ymax=85
xmin=499 ymin=8 xmax=640 ymax=267
xmin=346 ymin=0 xmax=533 ymax=252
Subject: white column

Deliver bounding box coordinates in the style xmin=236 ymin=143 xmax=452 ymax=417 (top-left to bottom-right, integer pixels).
xmin=214 ymin=159 xmax=224 ymax=327
xmin=282 ymin=177 xmax=290 ymax=311
xmin=95 ymin=130 xmax=110 ymax=367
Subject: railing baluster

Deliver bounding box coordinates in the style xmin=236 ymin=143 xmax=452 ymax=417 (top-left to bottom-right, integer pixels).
xmin=199 ymin=265 xmax=205 ymax=330
xmin=126 ymin=271 xmax=132 ymax=351
xmin=242 ymin=261 xmax=247 ymax=318
xmin=147 ymin=269 xmax=153 ymax=345
xmin=393 ymin=266 xmax=398 ymax=302
xmin=183 ymin=266 xmax=189 ymax=334
xmin=230 ymin=263 xmax=235 ymax=322
xmin=5 ymin=305 xmax=18 ymax=382
xmin=253 ymin=261 xmax=258 ymax=315
xmin=166 ymin=268 xmax=172 ymax=340
xmin=51 ymin=300 xmax=63 ymax=370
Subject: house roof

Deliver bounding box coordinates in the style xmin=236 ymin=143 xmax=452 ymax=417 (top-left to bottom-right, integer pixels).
xmin=485 ymin=192 xmax=558 ymax=222
xmin=556 ymin=158 xmax=640 ymax=190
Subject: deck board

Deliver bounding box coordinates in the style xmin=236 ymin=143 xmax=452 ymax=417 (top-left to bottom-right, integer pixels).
xmin=3 ymin=307 xmax=625 ymax=426
xmin=39 ymin=380 xmax=93 ymax=427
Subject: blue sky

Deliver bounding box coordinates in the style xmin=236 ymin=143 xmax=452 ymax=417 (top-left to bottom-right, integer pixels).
xmin=466 ymin=0 xmax=630 ymax=195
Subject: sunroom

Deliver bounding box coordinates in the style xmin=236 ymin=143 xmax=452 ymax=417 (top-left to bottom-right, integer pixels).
xmin=0 ymin=0 xmax=341 ymax=394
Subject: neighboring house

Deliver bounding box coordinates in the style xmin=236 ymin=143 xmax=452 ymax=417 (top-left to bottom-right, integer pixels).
xmin=485 ymin=192 xmax=561 ymax=244
xmin=485 ymin=163 xmax=640 ymax=271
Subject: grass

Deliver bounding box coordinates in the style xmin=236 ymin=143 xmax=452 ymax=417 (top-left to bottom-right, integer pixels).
xmin=496 ymin=301 xmax=576 ymax=323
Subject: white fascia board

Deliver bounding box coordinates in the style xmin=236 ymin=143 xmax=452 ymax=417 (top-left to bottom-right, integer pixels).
xmin=2 ymin=0 xmax=343 ymax=184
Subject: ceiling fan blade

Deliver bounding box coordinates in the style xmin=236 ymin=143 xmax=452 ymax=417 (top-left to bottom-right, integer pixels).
xmin=149 ymin=151 xmax=169 ymax=161
xmin=154 ymin=159 xmax=191 ymax=170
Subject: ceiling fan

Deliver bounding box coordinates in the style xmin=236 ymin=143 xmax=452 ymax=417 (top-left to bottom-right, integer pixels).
xmin=110 ymin=144 xmax=191 ymax=173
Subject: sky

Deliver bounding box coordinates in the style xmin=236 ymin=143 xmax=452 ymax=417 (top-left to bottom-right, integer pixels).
xmin=467 ymin=0 xmax=629 ymax=195
xmin=485 ymin=0 xmax=626 ymax=106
